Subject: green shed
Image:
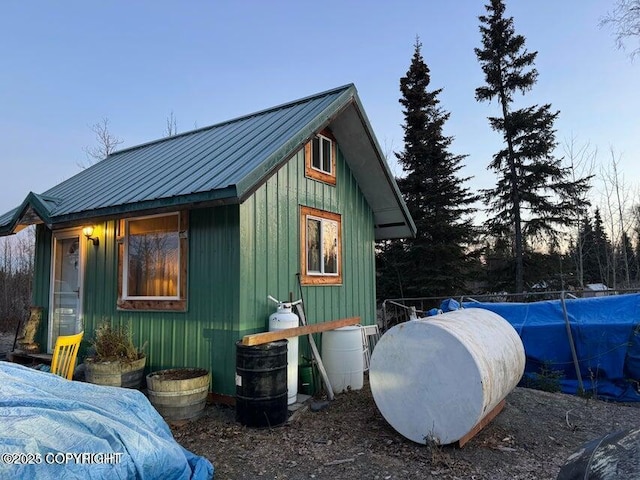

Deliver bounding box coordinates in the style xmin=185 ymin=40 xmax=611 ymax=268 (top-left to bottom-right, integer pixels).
xmin=0 ymin=84 xmax=415 ymax=397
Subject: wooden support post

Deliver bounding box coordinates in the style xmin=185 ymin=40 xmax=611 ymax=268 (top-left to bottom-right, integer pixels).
xmin=457 ymin=399 xmax=506 ymax=448
xmin=295 ymin=303 xmax=335 ymax=401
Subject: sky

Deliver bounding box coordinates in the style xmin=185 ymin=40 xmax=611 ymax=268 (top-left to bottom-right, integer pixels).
xmin=0 ymin=1 xmax=638 ymax=220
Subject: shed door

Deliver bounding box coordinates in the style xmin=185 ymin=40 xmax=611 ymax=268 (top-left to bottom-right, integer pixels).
xmin=48 ymin=230 xmax=84 ymax=352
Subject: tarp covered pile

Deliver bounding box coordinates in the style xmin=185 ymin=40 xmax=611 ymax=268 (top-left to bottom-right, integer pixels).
xmin=0 ymin=361 xmax=214 ymax=479
xmin=465 ymin=294 xmax=640 ymax=402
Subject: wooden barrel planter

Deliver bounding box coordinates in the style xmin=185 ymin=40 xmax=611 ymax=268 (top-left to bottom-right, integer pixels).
xmin=146 ymin=368 xmax=210 ymax=422
xmin=84 ymin=356 xmax=147 ymax=389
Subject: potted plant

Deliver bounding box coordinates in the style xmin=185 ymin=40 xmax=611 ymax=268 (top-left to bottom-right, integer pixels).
xmin=84 ymin=322 xmax=147 ymax=389
xmin=146 ymin=368 xmax=211 ymax=421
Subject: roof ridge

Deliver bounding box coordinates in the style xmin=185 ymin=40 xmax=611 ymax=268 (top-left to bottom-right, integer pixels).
xmin=110 ymin=83 xmax=355 ymax=158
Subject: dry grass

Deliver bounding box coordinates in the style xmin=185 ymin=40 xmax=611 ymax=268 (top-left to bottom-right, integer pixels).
xmin=91 ymin=322 xmax=143 ymax=362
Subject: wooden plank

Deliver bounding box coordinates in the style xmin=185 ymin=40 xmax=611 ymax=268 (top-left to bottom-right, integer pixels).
xmin=457 ymin=399 xmax=506 ymax=448
xmin=241 ymin=316 xmax=360 ymax=346
xmin=7 ymin=351 xmax=53 ymax=366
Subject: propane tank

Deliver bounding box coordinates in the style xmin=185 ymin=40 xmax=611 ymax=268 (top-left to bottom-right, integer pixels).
xmin=269 ymin=300 xmax=299 ymax=405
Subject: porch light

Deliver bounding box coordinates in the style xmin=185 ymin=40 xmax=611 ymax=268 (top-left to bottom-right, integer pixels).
xmin=83 ymin=226 xmax=99 ymax=246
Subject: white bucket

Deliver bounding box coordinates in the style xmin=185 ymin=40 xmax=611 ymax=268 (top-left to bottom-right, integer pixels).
xmin=322 ymin=326 xmax=364 ymax=394
xmin=369 ymin=309 xmax=525 ymax=445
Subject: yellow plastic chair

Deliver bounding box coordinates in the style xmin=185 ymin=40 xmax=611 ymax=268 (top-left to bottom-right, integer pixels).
xmin=50 ymin=331 xmax=84 ymax=380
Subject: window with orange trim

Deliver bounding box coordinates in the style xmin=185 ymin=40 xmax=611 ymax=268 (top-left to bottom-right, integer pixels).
xmin=300 ymin=206 xmax=342 ymax=285
xmin=304 ymin=131 xmax=336 ymax=185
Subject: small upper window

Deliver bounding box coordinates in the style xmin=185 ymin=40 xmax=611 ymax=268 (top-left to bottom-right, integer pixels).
xmin=305 ymin=130 xmax=336 ymax=185
xmin=312 ymin=135 xmax=333 ymax=175
xmin=117 ymin=212 xmax=188 ymax=311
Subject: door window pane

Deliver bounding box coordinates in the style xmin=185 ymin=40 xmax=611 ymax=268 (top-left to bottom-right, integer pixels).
xmin=51 ymin=235 xmax=82 ymax=350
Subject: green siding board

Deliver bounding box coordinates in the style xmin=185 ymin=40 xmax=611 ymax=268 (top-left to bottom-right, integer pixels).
xmin=239 ymin=145 xmax=375 ymax=334
xmin=188 ymin=206 xmax=241 ymax=394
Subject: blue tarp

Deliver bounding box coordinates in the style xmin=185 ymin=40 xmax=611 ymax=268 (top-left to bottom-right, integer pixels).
xmin=0 ymin=362 xmax=214 ymax=479
xmin=464 ymin=294 xmax=640 ymax=402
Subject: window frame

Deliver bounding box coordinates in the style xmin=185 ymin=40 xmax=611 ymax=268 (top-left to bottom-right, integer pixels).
xmin=117 ymin=211 xmax=188 ymax=311
xmin=304 ymin=129 xmax=337 ymax=185
xmin=299 ymin=206 xmax=342 ymax=286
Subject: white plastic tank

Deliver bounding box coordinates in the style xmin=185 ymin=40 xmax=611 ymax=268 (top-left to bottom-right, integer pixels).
xmin=369 ymin=309 xmax=525 ymax=445
xmin=322 ymin=326 xmax=364 ymax=394
xmin=269 ymin=303 xmax=299 ymax=405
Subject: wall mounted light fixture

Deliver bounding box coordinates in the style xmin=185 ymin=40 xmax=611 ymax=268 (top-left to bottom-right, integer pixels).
xmin=82 ymin=226 xmax=99 ymax=246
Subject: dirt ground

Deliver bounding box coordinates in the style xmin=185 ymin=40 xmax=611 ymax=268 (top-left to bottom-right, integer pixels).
xmin=2 ymin=331 xmax=637 ymax=480
xmin=0 ymin=332 xmax=14 ymax=358
xmin=171 ymin=381 xmax=640 ymax=480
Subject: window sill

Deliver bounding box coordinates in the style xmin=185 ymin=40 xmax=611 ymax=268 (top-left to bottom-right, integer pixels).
xmin=117 ymin=299 xmax=187 ymax=312
xmin=299 ymin=274 xmax=343 ymax=286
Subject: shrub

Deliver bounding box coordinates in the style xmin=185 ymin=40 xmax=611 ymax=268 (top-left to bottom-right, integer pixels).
xmin=91 ymin=322 xmax=144 ymax=363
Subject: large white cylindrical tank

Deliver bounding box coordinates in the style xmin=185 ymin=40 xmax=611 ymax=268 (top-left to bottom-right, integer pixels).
xmin=369 ymin=309 xmax=525 ymax=445
xmin=322 ymin=326 xmax=364 ymax=394
xmin=269 ymin=304 xmax=299 ymax=405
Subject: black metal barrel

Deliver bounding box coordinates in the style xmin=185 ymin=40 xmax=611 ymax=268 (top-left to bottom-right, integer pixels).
xmin=557 ymin=427 xmax=640 ymax=480
xmin=235 ymin=340 xmax=288 ymax=428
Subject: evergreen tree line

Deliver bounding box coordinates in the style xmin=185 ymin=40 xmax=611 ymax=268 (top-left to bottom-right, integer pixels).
xmin=568 ymin=207 xmax=640 ymax=290
xmin=0 ymin=228 xmax=34 ymax=332
xmin=376 ymin=0 xmax=634 ymax=301
xmin=2 ymin=1 xmax=638 ymax=320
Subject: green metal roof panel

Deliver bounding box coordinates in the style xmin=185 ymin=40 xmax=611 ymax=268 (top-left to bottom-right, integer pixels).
xmin=16 ymin=85 xmax=352 ymax=221
xmin=0 ymin=208 xmax=17 ymax=232
xmin=0 ymin=83 xmax=415 ymax=239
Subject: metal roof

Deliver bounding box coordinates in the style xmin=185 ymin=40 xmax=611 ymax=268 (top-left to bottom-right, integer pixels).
xmin=0 ymin=84 xmax=415 ymax=240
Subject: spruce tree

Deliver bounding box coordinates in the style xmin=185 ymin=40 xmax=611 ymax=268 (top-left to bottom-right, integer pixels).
xmin=474 ymin=0 xmax=590 ymax=294
xmin=592 ymin=208 xmax=613 ymax=286
xmin=377 ymin=39 xmax=477 ymax=299
xmin=578 ymin=217 xmax=599 ymax=284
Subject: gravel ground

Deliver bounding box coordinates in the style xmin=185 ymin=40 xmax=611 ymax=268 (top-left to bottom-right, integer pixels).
xmin=171 ymin=381 xmax=640 ymax=480
xmin=4 ymin=330 xmax=638 ymax=480
xmin=0 ymin=332 xmax=15 ymax=358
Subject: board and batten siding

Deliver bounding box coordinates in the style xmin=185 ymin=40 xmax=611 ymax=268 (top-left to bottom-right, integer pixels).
xmin=238 ymin=145 xmax=376 ymax=340
xmin=30 ymin=145 xmax=376 ymax=397
xmin=32 ymin=206 xmax=242 ymax=395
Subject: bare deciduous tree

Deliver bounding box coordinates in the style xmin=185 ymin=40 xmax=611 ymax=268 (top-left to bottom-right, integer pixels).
xmin=564 ymin=136 xmax=596 ymax=288
xmin=599 ymin=148 xmax=633 ymax=288
xmin=81 ymin=117 xmax=123 ymax=168
xmin=601 ymin=0 xmax=640 ymax=60
xmin=0 ymin=227 xmax=35 ymax=334
xmin=165 ymin=111 xmax=178 ymax=137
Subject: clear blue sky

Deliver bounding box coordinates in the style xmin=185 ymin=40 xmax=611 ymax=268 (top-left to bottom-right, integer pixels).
xmin=1 ymin=1 xmax=638 ymax=218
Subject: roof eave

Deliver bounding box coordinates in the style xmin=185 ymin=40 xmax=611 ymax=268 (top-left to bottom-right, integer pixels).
xmin=0 ymin=192 xmax=58 ymax=236
xmin=1 ymin=187 xmax=239 ymax=232
xmin=237 ymin=86 xmax=415 ymax=240
xmin=331 ymin=97 xmax=416 ymax=240
xmin=235 ymin=85 xmax=357 ymax=202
